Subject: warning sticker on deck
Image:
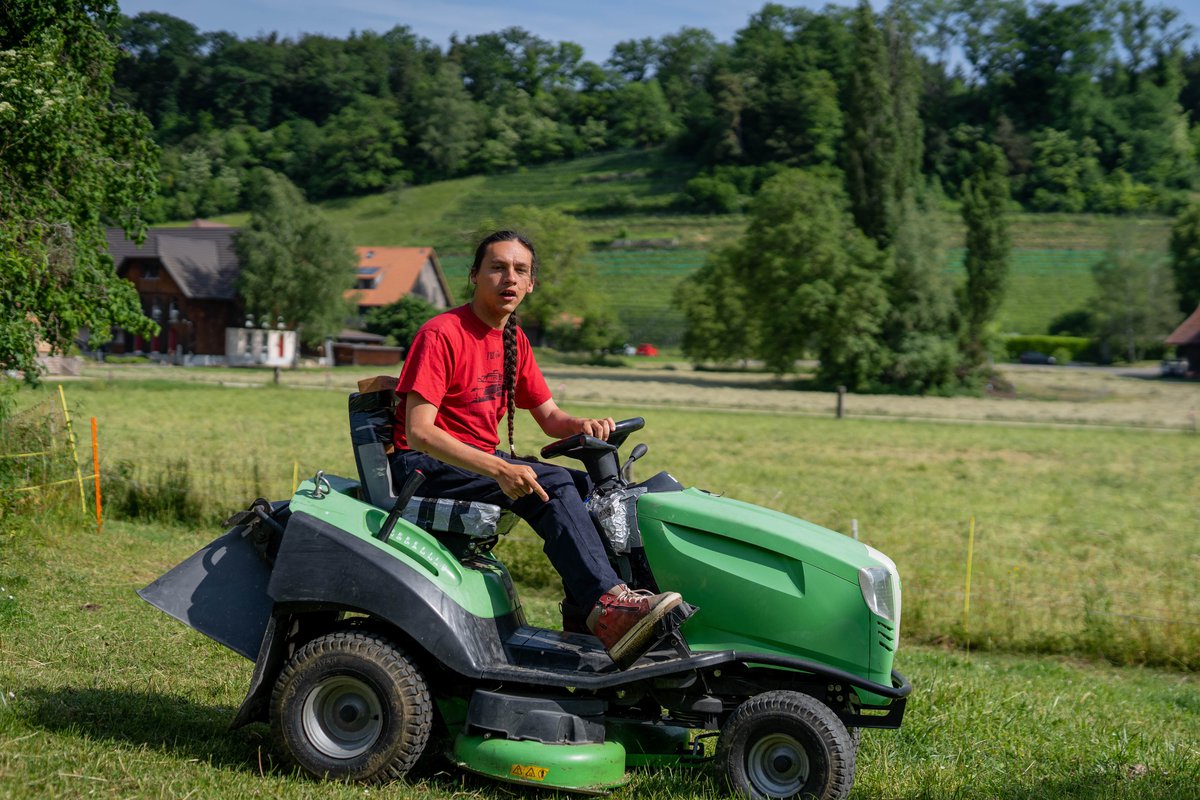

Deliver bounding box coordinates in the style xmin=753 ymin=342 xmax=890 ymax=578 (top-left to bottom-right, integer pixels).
xmin=510 ymin=764 xmax=550 ymax=781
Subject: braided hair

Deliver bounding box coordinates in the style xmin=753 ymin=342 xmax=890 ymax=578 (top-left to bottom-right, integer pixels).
xmin=469 ymin=230 xmax=537 ymax=456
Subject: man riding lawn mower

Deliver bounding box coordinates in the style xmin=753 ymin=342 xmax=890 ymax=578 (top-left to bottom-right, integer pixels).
xmin=139 ymin=381 xmax=910 ymax=800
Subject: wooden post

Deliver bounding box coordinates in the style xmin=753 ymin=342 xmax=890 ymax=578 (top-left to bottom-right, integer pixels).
xmin=964 ymin=516 xmax=976 ymax=643
xmin=836 ymin=386 xmax=846 ymax=419
xmin=91 ymin=417 xmax=102 ymax=533
xmin=58 ymin=385 xmax=86 ymax=514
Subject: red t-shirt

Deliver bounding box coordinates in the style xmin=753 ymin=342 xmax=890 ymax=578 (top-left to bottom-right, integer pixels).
xmin=394 ymin=304 xmax=552 ymax=452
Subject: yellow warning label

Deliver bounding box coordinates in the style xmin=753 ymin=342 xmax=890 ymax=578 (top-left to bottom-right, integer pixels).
xmin=509 ymin=764 xmax=550 ymax=781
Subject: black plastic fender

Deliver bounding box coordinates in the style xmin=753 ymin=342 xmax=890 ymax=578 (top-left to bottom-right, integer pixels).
xmin=266 ymin=510 xmax=522 ymax=673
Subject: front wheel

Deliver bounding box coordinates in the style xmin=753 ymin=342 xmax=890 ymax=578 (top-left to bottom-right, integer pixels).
xmin=270 ymin=631 xmax=432 ymax=783
xmin=717 ymin=690 xmax=855 ymax=800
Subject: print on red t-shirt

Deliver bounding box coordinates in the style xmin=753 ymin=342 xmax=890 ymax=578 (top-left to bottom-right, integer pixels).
xmin=394 ymin=305 xmax=551 ymax=452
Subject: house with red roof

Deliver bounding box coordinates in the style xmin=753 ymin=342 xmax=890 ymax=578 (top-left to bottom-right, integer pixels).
xmin=106 ymin=224 xmax=453 ymax=361
xmin=347 ymin=246 xmax=453 ymax=318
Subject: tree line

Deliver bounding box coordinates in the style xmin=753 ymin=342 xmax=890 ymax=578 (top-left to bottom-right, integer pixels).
xmin=112 ymin=1 xmax=1200 ymax=222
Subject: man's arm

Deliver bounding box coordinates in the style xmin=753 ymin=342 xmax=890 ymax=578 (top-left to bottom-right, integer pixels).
xmin=530 ymin=398 xmax=615 ymax=441
xmin=405 ymin=392 xmax=549 ymax=502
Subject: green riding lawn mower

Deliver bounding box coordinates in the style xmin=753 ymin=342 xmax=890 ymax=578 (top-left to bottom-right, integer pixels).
xmin=139 ymin=383 xmax=910 ymax=800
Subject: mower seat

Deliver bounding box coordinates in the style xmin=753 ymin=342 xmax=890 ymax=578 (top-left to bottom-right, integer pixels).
xmin=348 ymin=383 xmax=517 ymax=544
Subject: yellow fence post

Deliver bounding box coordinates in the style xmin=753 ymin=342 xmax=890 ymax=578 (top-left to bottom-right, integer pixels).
xmin=92 ymin=417 xmax=103 ymax=533
xmin=58 ymin=385 xmax=86 ymax=515
xmin=963 ymin=515 xmax=976 ymax=643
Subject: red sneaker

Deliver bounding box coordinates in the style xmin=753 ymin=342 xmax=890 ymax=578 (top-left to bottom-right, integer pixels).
xmin=586 ymin=585 xmax=682 ymax=668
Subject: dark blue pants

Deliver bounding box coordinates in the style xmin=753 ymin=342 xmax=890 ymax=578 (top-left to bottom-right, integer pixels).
xmin=389 ymin=449 xmax=621 ymax=609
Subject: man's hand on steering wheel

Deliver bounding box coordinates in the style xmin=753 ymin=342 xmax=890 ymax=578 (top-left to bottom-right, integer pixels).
xmin=578 ymin=417 xmax=615 ymax=440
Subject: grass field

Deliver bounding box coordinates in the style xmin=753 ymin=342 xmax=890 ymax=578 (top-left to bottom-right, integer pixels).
xmin=1 ymin=369 xmax=1198 ymax=798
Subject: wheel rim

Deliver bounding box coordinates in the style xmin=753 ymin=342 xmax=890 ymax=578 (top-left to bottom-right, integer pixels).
xmin=301 ymin=675 xmax=384 ymax=759
xmin=746 ymin=732 xmax=810 ymax=797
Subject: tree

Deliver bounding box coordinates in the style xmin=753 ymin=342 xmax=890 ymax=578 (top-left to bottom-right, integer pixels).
xmin=1170 ymin=203 xmax=1200 ymax=315
xmin=879 ymin=189 xmax=960 ymax=391
xmin=364 ymin=295 xmax=439 ymax=349
xmin=677 ymin=248 xmax=760 ymax=365
xmin=959 ymin=141 xmax=1011 ymax=366
xmin=682 ymin=169 xmax=889 ymax=388
xmin=317 ymin=95 xmax=408 ymax=197
xmin=234 ymin=171 xmax=357 ymax=344
xmin=413 ymin=61 xmax=482 ymax=179
xmin=1 ymin=0 xmax=159 ymax=382
xmin=609 ymin=79 xmax=679 ymax=148
xmin=1092 ymin=226 xmax=1179 ymax=363
xmin=845 ymin=1 xmax=896 ymax=247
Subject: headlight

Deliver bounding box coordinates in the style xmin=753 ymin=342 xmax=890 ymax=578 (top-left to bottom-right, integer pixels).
xmin=859 ymin=546 xmax=901 ymax=624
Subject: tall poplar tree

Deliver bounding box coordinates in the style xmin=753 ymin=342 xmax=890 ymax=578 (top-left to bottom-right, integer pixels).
xmin=844 ymin=0 xmax=896 ymax=248
xmin=960 ymin=141 xmax=1012 ymax=366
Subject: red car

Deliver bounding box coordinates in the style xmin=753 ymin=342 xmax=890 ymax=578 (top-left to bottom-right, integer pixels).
xmin=635 ymin=343 xmax=659 ymax=357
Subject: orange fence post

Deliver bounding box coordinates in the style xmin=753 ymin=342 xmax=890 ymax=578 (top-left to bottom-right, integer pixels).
xmin=91 ymin=417 xmax=102 ymax=533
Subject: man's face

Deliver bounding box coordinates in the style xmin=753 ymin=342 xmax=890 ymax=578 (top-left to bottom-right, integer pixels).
xmin=472 ymin=240 xmax=534 ymax=321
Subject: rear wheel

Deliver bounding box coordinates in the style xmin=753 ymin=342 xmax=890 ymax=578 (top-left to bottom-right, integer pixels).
xmin=271 ymin=631 xmax=431 ymax=783
xmin=718 ymin=690 xmax=855 ymax=800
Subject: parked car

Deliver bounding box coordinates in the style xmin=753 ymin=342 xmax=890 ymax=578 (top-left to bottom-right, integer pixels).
xmin=1161 ymin=358 xmax=1188 ymax=377
xmin=635 ymin=343 xmax=659 ymax=357
xmin=1018 ymin=351 xmax=1056 ymax=365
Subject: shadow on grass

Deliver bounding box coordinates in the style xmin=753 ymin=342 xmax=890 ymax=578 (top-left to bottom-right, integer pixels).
xmin=21 ymin=686 xmax=264 ymax=773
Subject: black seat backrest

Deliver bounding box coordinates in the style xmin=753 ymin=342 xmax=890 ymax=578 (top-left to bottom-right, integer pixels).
xmin=348 ymin=387 xmax=398 ymax=508
xmin=347 ymin=379 xmax=517 ymax=546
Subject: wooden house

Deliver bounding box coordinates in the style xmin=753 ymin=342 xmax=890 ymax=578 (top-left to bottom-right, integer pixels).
xmin=105 ymin=224 xmax=241 ymax=356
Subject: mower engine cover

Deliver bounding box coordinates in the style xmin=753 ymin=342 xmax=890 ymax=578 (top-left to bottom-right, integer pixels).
xmin=636 ymin=488 xmax=901 ymax=690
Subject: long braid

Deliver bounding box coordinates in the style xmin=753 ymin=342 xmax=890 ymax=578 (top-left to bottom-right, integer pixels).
xmin=503 ymin=311 xmax=519 ymax=456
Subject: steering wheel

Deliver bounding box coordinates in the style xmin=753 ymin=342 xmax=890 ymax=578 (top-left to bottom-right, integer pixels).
xmin=540 ymin=417 xmax=644 ymax=460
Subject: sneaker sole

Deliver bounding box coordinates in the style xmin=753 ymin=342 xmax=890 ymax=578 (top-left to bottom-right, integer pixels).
xmin=607 ymin=593 xmax=683 ymax=668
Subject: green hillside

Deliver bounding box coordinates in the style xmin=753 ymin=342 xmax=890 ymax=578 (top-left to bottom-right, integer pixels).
xmin=201 ymin=151 xmax=1175 ymax=342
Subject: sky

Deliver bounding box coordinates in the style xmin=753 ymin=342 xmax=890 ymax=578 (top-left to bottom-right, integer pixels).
xmin=112 ymin=1 xmax=852 ymax=62
xmin=111 ymin=1 xmax=846 ymax=62
xmin=115 ymin=1 xmax=1200 ymax=63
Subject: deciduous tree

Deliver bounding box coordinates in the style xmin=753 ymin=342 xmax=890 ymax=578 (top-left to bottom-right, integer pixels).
xmin=1093 ymin=225 xmax=1179 ymax=362
xmin=682 ymin=169 xmax=890 ymax=388
xmin=234 ymin=171 xmax=357 ymax=344
xmin=1 ymin=0 xmax=159 ymax=382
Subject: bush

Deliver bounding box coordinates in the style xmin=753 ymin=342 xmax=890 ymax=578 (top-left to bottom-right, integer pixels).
xmin=682 ymin=175 xmax=741 ymax=213
xmin=103 ymin=459 xmax=204 ymax=524
xmin=364 ymin=295 xmax=439 ymax=350
xmin=1002 ymin=335 xmax=1092 ymax=362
